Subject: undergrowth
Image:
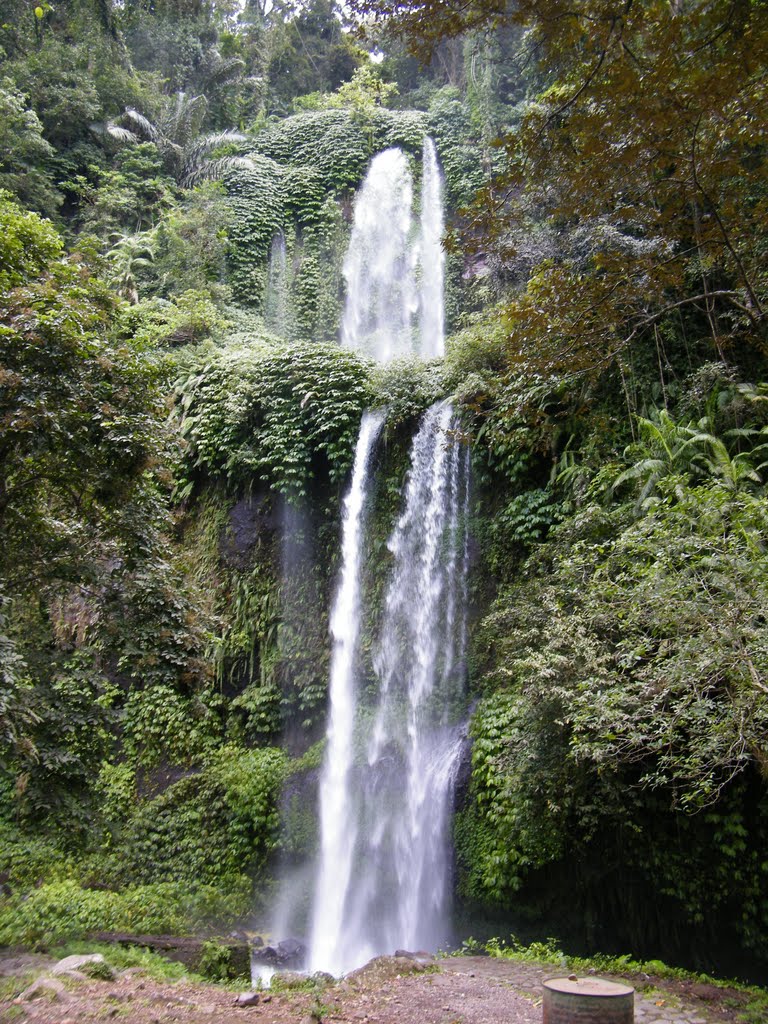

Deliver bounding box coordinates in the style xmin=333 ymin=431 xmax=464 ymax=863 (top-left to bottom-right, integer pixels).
xmin=0 ymin=879 xmax=249 ymax=948
xmin=48 ymin=939 xmax=247 ymax=986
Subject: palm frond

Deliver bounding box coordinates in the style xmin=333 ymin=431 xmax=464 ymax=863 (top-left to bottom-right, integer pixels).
xmin=180 ymin=155 xmax=255 ymax=187
xmin=203 ymin=54 xmax=246 ymax=89
xmin=165 ymin=92 xmax=208 ymax=148
xmin=105 ymin=124 xmax=140 ymax=144
xmin=611 ymin=458 xmax=665 ymax=493
xmin=185 ymin=131 xmax=248 ymax=161
xmin=123 ymin=108 xmax=160 ymax=142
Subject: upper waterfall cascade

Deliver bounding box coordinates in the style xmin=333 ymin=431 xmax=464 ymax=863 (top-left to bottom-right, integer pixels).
xmin=341 ymin=139 xmax=446 ymax=362
xmin=418 ymin=138 xmax=446 ymax=360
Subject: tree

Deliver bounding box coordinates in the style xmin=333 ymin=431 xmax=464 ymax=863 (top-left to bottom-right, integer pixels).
xmin=152 ymin=182 xmax=233 ymax=297
xmin=0 ymin=192 xmax=170 ymax=594
xmin=352 ymin=0 xmax=768 ymax=391
xmin=264 ymin=0 xmax=364 ymax=113
xmin=106 ymin=229 xmax=158 ymax=302
xmin=74 ymin=142 xmax=176 ymax=238
xmin=108 ymin=91 xmax=253 ymax=186
xmin=0 ymin=79 xmax=58 ymax=217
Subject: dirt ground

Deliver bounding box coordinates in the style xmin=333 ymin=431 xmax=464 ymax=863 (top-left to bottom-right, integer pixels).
xmin=0 ymin=950 xmax=758 ymax=1024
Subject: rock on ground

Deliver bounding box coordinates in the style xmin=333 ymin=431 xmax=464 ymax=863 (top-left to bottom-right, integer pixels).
xmin=50 ymin=953 xmax=106 ymax=976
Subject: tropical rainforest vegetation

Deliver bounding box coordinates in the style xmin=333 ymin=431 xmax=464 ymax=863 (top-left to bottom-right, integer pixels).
xmin=1 ymin=0 xmax=768 ymax=982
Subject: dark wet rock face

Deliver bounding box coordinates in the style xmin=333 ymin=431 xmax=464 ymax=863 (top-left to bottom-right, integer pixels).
xmin=221 ymin=493 xmax=277 ymax=568
xmin=252 ymin=938 xmax=307 ymax=970
xmin=452 ymin=732 xmax=473 ymax=812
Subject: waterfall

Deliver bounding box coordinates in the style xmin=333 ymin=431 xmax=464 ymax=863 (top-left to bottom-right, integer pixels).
xmin=341 ymin=139 xmax=445 ymax=362
xmin=341 ymin=148 xmax=417 ymax=362
xmin=309 ymin=409 xmax=386 ymax=971
xmin=352 ymin=402 xmax=468 ymax=965
xmin=419 ymin=137 xmax=446 ymax=360
xmin=309 ymin=403 xmax=469 ymax=975
xmin=264 ymin=230 xmax=291 ymax=338
xmin=306 ymin=135 xmax=466 ymax=976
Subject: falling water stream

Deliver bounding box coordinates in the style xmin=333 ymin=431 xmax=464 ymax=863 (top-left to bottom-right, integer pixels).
xmin=341 ymin=140 xmax=446 ymax=362
xmin=418 ymin=137 xmax=446 ymax=360
xmin=264 ymin=229 xmax=297 ymax=341
xmin=341 ymin=147 xmax=416 ymax=362
xmin=313 ymin=403 xmax=469 ymax=973
xmin=309 ymin=409 xmax=386 ymax=970
xmin=305 ymin=139 xmax=469 ymax=975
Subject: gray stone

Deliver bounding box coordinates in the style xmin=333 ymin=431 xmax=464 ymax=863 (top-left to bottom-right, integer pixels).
xmin=234 ymin=991 xmax=261 ymax=1006
xmin=18 ymin=976 xmax=71 ymax=1002
xmin=272 ymin=969 xmax=310 ymax=989
xmin=51 ymin=953 xmax=106 ymax=976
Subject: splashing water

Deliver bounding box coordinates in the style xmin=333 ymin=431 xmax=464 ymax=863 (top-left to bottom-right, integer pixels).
xmin=341 ymin=140 xmax=446 ymax=362
xmin=309 ymin=403 xmax=469 ymax=975
xmin=308 ymin=409 xmax=387 ymax=971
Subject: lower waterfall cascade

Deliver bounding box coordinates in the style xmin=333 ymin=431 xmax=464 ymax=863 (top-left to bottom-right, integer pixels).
xmin=308 ymin=401 xmax=470 ymax=976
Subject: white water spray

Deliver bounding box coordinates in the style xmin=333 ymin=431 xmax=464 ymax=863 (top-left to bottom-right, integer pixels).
xmin=341 ymin=139 xmax=446 ymax=362
xmin=309 ymin=409 xmax=386 ymax=971
xmin=309 ymin=403 xmax=469 ymax=975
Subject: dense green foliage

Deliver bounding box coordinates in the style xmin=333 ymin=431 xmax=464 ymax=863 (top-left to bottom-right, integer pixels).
xmin=176 ymin=340 xmax=372 ymax=495
xmin=2 ymin=0 xmax=768 ymax=982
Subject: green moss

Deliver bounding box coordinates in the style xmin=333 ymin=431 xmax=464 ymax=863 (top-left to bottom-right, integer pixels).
xmin=175 ymin=339 xmax=373 ymax=497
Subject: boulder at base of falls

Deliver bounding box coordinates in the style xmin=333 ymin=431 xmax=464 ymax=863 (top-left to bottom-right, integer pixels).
xmin=50 ymin=953 xmax=108 ymax=976
xmin=345 ymin=955 xmax=436 ymax=987
xmin=17 ymin=977 xmax=72 ymax=1003
xmin=234 ymin=991 xmax=261 ymax=1006
xmin=393 ymin=950 xmax=433 ymax=963
xmin=252 ymin=937 xmax=306 ymax=969
xmin=270 ymin=970 xmax=312 ymax=990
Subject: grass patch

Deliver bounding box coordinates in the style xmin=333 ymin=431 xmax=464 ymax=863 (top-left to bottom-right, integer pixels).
xmin=48 ymin=939 xmax=251 ymax=990
xmin=0 ymin=878 xmax=250 ymax=947
xmin=49 ymin=941 xmax=190 ymax=982
xmin=0 ymin=973 xmax=36 ymax=1001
